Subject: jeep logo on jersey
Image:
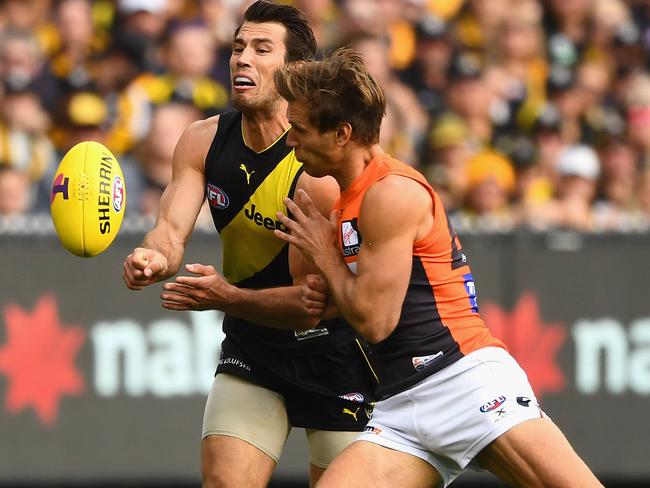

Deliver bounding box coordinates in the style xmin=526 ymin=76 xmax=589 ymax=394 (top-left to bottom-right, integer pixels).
xmin=245 ymin=203 xmax=288 ymax=232
xmin=341 ymin=219 xmax=361 ymax=257
xmin=206 ymin=183 xmax=229 ymax=209
xmin=480 ymin=395 xmax=506 ymax=413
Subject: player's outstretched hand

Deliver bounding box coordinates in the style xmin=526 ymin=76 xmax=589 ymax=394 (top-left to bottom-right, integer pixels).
xmin=123 ymin=247 xmax=169 ymax=290
xmin=161 ymin=263 xmax=232 ymax=311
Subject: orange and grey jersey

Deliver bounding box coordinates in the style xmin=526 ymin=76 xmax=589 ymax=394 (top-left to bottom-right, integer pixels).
xmin=204 ymin=110 xmax=356 ymax=358
xmin=335 ymin=154 xmax=505 ymax=398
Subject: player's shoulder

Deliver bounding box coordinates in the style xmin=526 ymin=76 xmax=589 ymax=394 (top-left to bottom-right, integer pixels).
xmin=174 ymin=115 xmax=220 ymax=168
xmin=370 ymin=173 xmax=429 ymax=200
xmin=363 ymin=174 xmax=432 ymax=218
xmin=183 ymin=115 xmax=220 ymax=144
xmin=295 ymin=173 xmax=340 ymax=216
xmin=296 ymin=172 xmax=339 ymax=196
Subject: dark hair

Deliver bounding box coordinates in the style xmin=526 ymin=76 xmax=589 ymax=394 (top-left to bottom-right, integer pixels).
xmin=275 ymin=48 xmax=386 ymax=145
xmin=234 ymin=1 xmax=316 ymax=62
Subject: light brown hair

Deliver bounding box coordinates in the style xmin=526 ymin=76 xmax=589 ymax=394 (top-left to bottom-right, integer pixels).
xmin=275 ymin=47 xmax=386 ymax=145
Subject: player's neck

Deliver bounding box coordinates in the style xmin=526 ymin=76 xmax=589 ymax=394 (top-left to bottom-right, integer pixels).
xmin=241 ymin=106 xmax=290 ymax=153
xmin=336 ymin=144 xmax=384 ymax=191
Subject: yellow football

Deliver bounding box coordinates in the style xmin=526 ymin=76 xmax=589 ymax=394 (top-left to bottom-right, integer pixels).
xmin=50 ymin=141 xmax=126 ymax=257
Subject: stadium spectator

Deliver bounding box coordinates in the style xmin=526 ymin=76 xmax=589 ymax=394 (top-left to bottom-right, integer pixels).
xmin=527 ymin=143 xmax=601 ymax=230
xmin=454 ymin=0 xmax=511 ymax=55
xmin=51 ymin=91 xmax=108 ymax=151
xmin=90 ymin=32 xmax=149 ymax=155
xmin=0 ymin=165 xmax=32 ymax=216
xmin=592 ymin=136 xmax=640 ymax=230
xmin=505 ymin=134 xmax=556 ymax=224
xmin=445 ymin=51 xmax=494 ymax=145
xmin=118 ymin=19 xmax=229 ymax=154
xmin=624 ymin=71 xmax=650 ymax=168
xmin=544 ymin=0 xmax=594 ymax=61
xmin=198 ymin=0 xmax=242 ymax=48
xmin=0 ymin=0 xmax=57 ymax=54
xmin=398 ymin=16 xmax=455 ymax=118
xmin=339 ymin=0 xmax=423 ymax=72
xmin=129 ymin=101 xmax=203 ymax=219
xmin=349 ymin=34 xmax=428 ymax=165
xmin=292 ymin=0 xmax=341 ymax=51
xmin=1 ymin=82 xmax=51 ymax=136
xmin=633 ymin=168 xmax=650 ymax=229
xmin=45 ymin=0 xmax=102 ymax=96
xmin=0 ymin=28 xmax=58 ymax=111
xmin=0 ymin=82 xmax=56 ymax=212
xmin=545 ymin=63 xmax=589 ymax=144
xmin=459 ymin=150 xmax=517 ymax=230
xmin=0 ymin=0 xmax=645 ymax=234
xmin=423 ymin=112 xmax=474 ymax=214
xmin=157 ymin=19 xmax=229 ymax=115
xmin=486 ymin=0 xmax=547 ymax=139
xmin=531 ymin=103 xmax=566 ymax=185
xmin=115 ymin=0 xmax=170 ymax=57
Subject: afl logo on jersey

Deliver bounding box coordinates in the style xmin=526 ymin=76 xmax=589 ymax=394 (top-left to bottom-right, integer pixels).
xmin=480 ymin=395 xmax=506 ymax=413
xmin=339 ymin=392 xmax=365 ymax=403
xmin=207 ymin=183 xmax=229 ymax=209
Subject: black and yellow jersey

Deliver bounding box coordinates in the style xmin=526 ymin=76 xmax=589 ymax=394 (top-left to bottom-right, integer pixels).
xmin=205 ymin=110 xmax=301 ymax=289
xmin=204 ymin=111 xmax=358 ymax=361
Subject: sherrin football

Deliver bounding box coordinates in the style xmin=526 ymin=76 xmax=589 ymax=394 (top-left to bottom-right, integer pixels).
xmin=50 ymin=141 xmax=126 ymax=257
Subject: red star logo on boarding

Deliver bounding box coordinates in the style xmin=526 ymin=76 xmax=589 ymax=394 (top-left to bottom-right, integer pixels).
xmin=481 ymin=293 xmax=566 ymax=397
xmin=0 ymin=295 xmax=85 ymax=425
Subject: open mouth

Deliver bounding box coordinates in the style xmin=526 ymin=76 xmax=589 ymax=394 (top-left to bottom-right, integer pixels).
xmin=233 ymin=76 xmax=256 ymax=89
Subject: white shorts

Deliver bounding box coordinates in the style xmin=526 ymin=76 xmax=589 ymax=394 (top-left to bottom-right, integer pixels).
xmin=356 ymin=347 xmax=544 ymax=487
xmin=202 ymin=373 xmax=359 ymax=467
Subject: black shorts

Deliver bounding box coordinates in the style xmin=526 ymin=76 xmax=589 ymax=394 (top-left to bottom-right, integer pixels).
xmin=216 ymin=333 xmax=376 ymax=431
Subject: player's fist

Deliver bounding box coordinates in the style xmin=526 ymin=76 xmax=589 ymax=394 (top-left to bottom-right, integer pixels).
xmin=301 ymin=274 xmax=330 ymax=316
xmin=123 ymin=247 xmax=169 ymax=290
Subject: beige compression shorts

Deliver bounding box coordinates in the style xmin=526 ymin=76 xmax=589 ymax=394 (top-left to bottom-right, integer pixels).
xmin=202 ymin=373 xmax=360 ymax=467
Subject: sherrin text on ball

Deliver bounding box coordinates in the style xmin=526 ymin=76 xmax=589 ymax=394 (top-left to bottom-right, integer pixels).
xmin=50 ymin=141 xmax=126 ymax=257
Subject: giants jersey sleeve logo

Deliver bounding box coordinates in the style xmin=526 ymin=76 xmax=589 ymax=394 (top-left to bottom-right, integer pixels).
xmin=341 ymin=219 xmax=361 ymax=257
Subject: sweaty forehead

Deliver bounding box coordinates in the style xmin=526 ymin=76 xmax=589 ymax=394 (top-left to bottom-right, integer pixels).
xmin=236 ymin=21 xmax=287 ymax=45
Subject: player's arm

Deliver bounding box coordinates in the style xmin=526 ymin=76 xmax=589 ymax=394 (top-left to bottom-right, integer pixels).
xmin=161 ymin=173 xmax=340 ymax=330
xmin=217 ymin=173 xmax=339 ymax=327
xmin=278 ymin=176 xmax=433 ymax=343
xmin=288 ymin=173 xmax=341 ymax=317
xmin=122 ymin=117 xmax=217 ymax=290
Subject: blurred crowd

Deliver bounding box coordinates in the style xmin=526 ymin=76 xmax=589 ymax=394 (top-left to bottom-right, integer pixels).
xmin=0 ymin=0 xmax=650 ymax=232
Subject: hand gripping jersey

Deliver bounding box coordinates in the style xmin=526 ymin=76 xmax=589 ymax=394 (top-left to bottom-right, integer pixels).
xmin=204 ymin=111 xmax=371 ymax=400
xmin=335 ymin=154 xmax=506 ymax=399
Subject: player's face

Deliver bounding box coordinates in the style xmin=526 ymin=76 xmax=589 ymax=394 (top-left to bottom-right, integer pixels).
xmin=286 ymin=100 xmax=339 ymax=178
xmin=230 ymin=21 xmax=287 ymax=114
